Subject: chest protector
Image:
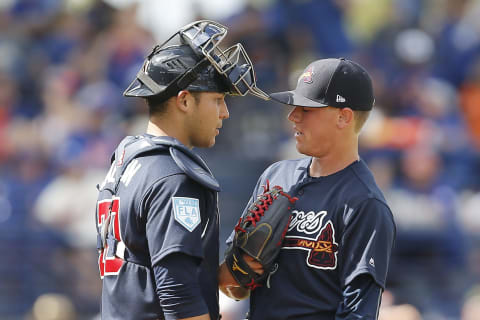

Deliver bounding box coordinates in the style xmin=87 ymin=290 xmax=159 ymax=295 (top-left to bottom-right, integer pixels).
xmin=96 ymin=135 xmax=220 ymax=266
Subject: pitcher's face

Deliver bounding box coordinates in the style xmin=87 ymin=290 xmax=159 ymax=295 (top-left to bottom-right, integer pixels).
xmin=287 ymin=106 xmax=339 ymax=157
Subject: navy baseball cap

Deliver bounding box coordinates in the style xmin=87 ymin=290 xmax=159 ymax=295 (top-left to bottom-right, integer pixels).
xmin=269 ymin=58 xmax=374 ymax=111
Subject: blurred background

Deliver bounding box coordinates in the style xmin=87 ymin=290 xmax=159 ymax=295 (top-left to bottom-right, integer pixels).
xmin=0 ymin=0 xmax=479 ymax=319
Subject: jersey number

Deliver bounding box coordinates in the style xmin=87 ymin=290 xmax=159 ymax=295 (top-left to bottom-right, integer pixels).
xmin=97 ymin=197 xmax=123 ymax=278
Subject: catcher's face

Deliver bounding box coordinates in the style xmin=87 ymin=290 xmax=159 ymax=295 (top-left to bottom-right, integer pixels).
xmin=188 ymin=92 xmax=229 ymax=148
xmin=287 ymin=106 xmax=339 ymax=157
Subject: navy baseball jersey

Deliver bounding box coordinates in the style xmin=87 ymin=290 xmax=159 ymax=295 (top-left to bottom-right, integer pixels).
xmin=234 ymin=158 xmax=395 ymax=320
xmin=96 ymin=135 xmax=220 ymax=320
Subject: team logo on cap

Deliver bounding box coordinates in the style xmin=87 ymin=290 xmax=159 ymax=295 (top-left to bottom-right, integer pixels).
xmin=301 ymin=67 xmax=314 ymax=84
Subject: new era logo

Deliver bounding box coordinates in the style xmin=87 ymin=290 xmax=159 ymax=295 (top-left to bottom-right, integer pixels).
xmin=336 ymin=94 xmax=346 ymax=103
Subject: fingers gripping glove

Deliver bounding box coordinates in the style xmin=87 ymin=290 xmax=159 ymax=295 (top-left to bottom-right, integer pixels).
xmin=225 ymin=181 xmax=298 ymax=290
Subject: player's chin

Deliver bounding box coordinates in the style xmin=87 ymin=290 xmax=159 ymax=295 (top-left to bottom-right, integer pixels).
xmin=209 ymin=129 xmax=221 ymax=147
xmin=189 ymin=135 xmax=211 ymax=148
xmin=198 ymin=136 xmax=216 ymax=148
xmin=208 ymin=137 xmax=216 ymax=148
xmin=294 ymin=141 xmax=304 ymax=152
xmin=295 ymin=142 xmax=311 ymax=156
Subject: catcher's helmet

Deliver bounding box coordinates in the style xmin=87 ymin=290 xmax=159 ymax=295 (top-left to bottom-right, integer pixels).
xmin=124 ymin=44 xmax=229 ymax=98
xmin=124 ymin=20 xmax=269 ymax=101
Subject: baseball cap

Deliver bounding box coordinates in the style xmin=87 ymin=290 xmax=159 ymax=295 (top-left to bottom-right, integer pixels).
xmin=269 ymin=58 xmax=374 ymax=111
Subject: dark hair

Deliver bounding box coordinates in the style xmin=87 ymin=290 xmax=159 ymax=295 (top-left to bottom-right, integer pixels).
xmin=145 ymin=91 xmax=203 ymax=116
xmin=146 ymin=95 xmax=168 ymax=116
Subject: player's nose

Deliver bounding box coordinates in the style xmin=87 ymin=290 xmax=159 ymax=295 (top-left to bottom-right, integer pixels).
xmin=220 ymin=101 xmax=229 ymax=120
xmin=288 ymin=106 xmax=302 ymax=123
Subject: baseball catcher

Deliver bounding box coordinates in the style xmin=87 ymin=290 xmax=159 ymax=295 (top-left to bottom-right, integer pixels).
xmin=95 ymin=20 xmax=268 ymax=320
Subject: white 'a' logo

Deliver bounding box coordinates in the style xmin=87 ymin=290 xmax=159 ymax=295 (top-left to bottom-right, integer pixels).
xmin=121 ymin=159 xmax=142 ymax=187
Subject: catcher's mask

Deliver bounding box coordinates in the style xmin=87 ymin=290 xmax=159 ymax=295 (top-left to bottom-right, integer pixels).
xmin=124 ymin=20 xmax=269 ymax=101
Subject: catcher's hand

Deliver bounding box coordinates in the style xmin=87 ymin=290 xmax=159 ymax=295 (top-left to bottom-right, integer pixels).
xmin=225 ymin=180 xmax=298 ymax=290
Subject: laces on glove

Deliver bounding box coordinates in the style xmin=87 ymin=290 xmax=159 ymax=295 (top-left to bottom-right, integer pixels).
xmin=245 ymin=278 xmax=262 ymax=290
xmin=226 ymin=180 xmax=299 ymax=291
xmin=234 ymin=180 xmax=298 ymax=234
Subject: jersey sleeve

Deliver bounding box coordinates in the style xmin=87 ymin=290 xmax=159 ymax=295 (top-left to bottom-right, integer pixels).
xmin=154 ymin=253 xmax=209 ymax=319
xmin=339 ymin=198 xmax=396 ymax=289
xmin=142 ymin=174 xmax=207 ymax=267
xmin=336 ymin=274 xmax=383 ymax=319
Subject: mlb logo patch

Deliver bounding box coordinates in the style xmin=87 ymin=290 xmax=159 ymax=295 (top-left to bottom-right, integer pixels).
xmin=172 ymin=197 xmax=201 ymax=232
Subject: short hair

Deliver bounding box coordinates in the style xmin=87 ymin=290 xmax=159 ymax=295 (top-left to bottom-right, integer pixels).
xmin=353 ymin=110 xmax=370 ymax=133
xmin=146 ymin=95 xmax=169 ymax=116
xmin=146 ymin=91 xmax=202 ymax=116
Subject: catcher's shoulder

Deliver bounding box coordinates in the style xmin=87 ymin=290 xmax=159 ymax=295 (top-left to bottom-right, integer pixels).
xmin=110 ymin=135 xmax=220 ymax=191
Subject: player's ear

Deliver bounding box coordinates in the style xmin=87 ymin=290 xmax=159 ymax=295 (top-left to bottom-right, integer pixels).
xmin=336 ymin=107 xmax=354 ymax=129
xmin=175 ymin=90 xmax=195 ymax=113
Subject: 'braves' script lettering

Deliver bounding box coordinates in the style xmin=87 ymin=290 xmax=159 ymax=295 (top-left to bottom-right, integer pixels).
xmin=288 ymin=210 xmax=327 ymax=235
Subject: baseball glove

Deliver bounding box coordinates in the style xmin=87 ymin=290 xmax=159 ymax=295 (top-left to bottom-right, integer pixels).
xmin=225 ymin=180 xmax=298 ymax=290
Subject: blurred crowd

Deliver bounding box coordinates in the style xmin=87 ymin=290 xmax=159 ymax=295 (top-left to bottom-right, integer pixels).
xmin=0 ymin=0 xmax=479 ymax=319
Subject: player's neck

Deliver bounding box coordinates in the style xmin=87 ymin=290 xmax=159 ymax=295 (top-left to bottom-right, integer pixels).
xmin=309 ymin=138 xmax=359 ymax=177
xmin=146 ymin=118 xmax=192 ymax=149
